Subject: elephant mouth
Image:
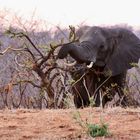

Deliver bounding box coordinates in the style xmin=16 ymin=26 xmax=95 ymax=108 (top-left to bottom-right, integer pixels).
xmin=95 ymin=60 xmax=106 ymax=67
xmin=86 ymin=57 xmax=106 ymax=68
xmin=63 ymin=59 xmax=105 ymax=69
xmin=87 ymin=58 xmax=96 ymax=68
xmin=62 ymin=57 xmax=98 ymax=68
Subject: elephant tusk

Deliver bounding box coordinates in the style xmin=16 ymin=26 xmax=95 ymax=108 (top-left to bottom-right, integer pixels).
xmin=87 ymin=62 xmax=94 ymax=68
xmin=64 ymin=61 xmax=77 ymax=67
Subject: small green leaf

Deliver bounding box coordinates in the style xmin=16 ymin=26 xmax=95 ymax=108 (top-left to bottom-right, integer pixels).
xmin=130 ymin=63 xmax=139 ymax=68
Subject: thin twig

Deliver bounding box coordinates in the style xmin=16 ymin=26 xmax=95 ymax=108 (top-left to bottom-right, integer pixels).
xmin=72 ymin=72 xmax=88 ymax=87
xmin=93 ymin=75 xmax=111 ymax=96
xmin=0 ymin=46 xmax=24 ymax=55
xmin=7 ymin=31 xmax=44 ymax=58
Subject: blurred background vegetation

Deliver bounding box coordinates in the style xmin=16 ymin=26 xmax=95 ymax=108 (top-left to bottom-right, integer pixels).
xmin=0 ymin=10 xmax=140 ymax=109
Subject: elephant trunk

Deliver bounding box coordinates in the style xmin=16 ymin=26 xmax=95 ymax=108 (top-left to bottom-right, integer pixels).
xmin=57 ymin=42 xmax=97 ymax=68
xmin=69 ymin=42 xmax=97 ymax=65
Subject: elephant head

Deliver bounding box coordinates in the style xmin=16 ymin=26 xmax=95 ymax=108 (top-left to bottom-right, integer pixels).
xmin=57 ymin=26 xmax=140 ymax=76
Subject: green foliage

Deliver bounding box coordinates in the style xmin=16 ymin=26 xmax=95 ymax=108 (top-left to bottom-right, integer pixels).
xmin=104 ymin=69 xmax=112 ymax=77
xmin=68 ymin=79 xmax=76 ymax=85
xmin=89 ymin=97 xmax=95 ymax=107
xmin=73 ymin=110 xmax=86 ymax=129
xmin=130 ymin=62 xmax=139 ymax=68
xmin=63 ymin=93 xmax=75 ymax=108
xmin=69 ymin=25 xmax=79 ymax=42
xmin=69 ymin=25 xmax=76 ymax=42
xmin=73 ymin=110 xmax=110 ymax=138
xmin=87 ymin=123 xmax=109 ymax=137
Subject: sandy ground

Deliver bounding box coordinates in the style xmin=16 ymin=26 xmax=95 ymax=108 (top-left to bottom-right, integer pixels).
xmin=0 ymin=107 xmax=139 ymax=140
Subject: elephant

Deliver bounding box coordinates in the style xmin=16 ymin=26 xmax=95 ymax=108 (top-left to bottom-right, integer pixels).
xmin=57 ymin=26 xmax=140 ymax=108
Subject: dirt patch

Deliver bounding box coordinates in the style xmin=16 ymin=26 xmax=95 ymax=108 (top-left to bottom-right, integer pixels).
xmin=0 ymin=107 xmax=139 ymax=140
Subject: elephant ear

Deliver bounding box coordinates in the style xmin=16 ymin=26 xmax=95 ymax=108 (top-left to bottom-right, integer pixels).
xmin=105 ymin=29 xmax=140 ymax=76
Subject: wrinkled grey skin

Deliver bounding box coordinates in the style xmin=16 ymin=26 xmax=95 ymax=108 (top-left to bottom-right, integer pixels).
xmin=58 ymin=26 xmax=140 ymax=76
xmin=57 ymin=26 xmax=140 ymax=107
